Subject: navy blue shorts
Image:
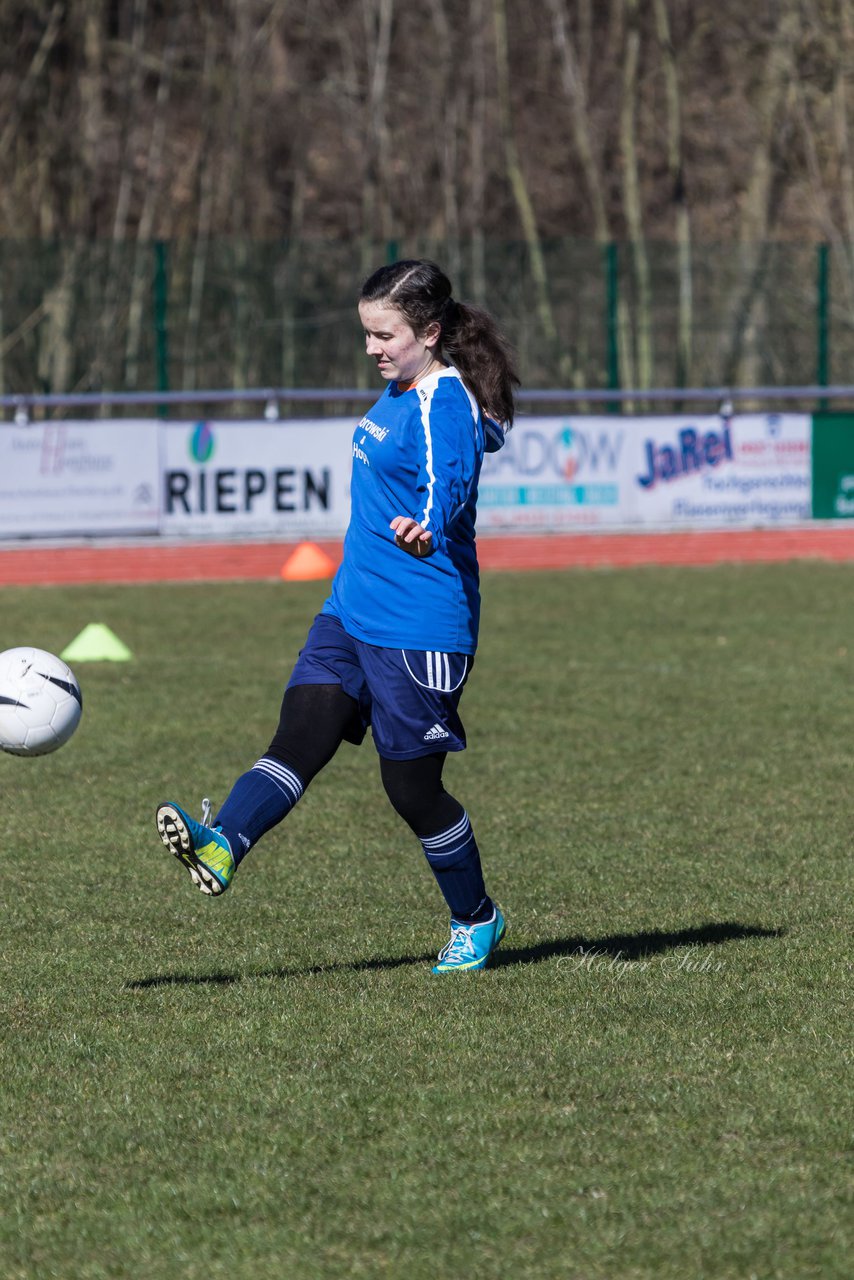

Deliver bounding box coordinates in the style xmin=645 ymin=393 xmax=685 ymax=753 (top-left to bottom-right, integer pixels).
xmin=287 ymin=613 xmax=472 ymax=760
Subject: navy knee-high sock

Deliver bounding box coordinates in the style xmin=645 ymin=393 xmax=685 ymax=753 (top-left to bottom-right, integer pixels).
xmin=419 ymin=811 xmax=492 ymax=922
xmin=214 ymin=756 xmax=305 ymax=864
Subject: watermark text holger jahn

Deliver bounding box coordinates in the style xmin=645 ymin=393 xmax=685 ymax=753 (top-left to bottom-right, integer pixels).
xmin=567 ymin=947 xmax=726 ymax=978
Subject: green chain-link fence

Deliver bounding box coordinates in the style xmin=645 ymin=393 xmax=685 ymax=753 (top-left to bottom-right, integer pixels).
xmin=0 ymin=239 xmax=848 ymax=414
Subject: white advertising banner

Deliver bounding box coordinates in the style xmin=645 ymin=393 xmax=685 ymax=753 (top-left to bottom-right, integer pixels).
xmin=160 ymin=419 xmax=354 ymax=537
xmin=478 ymin=413 xmax=811 ymax=530
xmin=626 ymin=412 xmax=811 ymax=527
xmin=0 ymin=419 xmax=160 ymax=536
xmin=0 ymin=412 xmax=812 ymax=540
xmin=478 ymin=416 xmax=629 ymax=531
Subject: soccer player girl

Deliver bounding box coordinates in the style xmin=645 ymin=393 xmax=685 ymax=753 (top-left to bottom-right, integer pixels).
xmin=156 ymin=259 xmax=520 ymax=973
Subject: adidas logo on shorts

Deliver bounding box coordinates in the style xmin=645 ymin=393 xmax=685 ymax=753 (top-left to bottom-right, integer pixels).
xmin=423 ymin=723 xmax=449 ymax=742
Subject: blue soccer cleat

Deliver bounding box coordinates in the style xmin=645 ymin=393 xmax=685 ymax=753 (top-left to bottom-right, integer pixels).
xmin=432 ymin=905 xmax=506 ymax=973
xmin=156 ymin=798 xmax=236 ymax=896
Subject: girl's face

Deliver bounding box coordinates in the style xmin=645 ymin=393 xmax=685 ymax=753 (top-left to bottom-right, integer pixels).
xmin=358 ymin=300 xmax=441 ymax=385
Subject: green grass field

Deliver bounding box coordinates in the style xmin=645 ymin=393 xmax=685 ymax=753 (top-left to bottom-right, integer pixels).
xmin=0 ymin=564 xmax=850 ymax=1279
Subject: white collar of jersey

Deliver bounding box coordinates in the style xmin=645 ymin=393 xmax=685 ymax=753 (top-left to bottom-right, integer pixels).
xmin=396 ymin=364 xmax=460 ymax=391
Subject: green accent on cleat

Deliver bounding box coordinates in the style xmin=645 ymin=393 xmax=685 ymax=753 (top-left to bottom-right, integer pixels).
xmin=432 ymin=906 xmax=506 ymax=973
xmin=156 ymin=800 xmax=235 ymax=896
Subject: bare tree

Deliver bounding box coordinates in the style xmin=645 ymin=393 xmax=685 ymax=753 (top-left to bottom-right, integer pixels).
xmin=722 ymin=3 xmax=802 ymax=385
xmin=620 ymin=0 xmax=652 ymax=390
xmin=546 ymin=0 xmax=611 ymax=243
xmin=0 ymin=1 xmax=63 ymax=236
xmin=653 ymin=0 xmax=692 ymax=388
xmin=492 ymin=0 xmax=565 ymax=376
xmin=36 ymin=243 xmax=77 ymax=393
xmin=181 ymin=10 xmax=218 ymax=391
xmin=125 ymin=20 xmax=175 ymax=390
xmin=360 ymin=0 xmax=394 ymax=272
xmin=834 ymin=0 xmax=854 ymax=244
xmin=467 ymin=0 xmax=490 ymax=303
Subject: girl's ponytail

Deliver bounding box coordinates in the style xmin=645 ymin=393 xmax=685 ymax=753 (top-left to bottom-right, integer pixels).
xmin=441 ymin=301 xmax=520 ymax=427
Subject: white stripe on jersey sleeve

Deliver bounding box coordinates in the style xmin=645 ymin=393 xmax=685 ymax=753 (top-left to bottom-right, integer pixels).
xmin=416 ymin=368 xmax=480 ymax=532
xmin=417 ymin=381 xmax=437 ymax=530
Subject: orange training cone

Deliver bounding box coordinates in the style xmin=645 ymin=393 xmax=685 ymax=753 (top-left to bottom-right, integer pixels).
xmin=280 ymin=541 xmax=336 ymax=582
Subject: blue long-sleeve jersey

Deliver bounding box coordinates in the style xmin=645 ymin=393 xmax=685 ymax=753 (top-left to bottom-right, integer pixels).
xmin=323 ymin=367 xmax=499 ymax=654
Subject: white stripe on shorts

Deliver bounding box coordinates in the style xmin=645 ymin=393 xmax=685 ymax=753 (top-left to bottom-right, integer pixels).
xmin=401 ymin=649 xmax=468 ymax=693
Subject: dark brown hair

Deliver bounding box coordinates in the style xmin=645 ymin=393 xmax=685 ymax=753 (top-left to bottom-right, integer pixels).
xmin=360 ymin=259 xmax=520 ymax=426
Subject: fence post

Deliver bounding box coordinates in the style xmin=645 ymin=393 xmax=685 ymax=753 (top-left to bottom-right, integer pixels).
xmin=817 ymin=242 xmax=829 ymax=412
xmin=154 ymin=240 xmax=170 ymax=415
xmin=605 ymin=241 xmax=620 ymax=413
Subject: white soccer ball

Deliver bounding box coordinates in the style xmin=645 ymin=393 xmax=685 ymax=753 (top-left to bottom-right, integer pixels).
xmin=0 ymin=647 xmax=83 ymax=756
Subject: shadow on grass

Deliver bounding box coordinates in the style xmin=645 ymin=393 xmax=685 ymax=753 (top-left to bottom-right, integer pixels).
xmin=491 ymin=920 xmax=783 ymax=968
xmin=126 ymin=920 xmax=782 ymax=989
xmin=127 ymin=952 xmax=430 ymax=989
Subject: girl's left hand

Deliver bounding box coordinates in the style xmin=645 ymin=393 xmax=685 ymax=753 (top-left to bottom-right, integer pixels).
xmin=390 ymin=516 xmax=434 ymax=557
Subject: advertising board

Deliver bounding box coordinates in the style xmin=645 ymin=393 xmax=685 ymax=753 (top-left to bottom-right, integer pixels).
xmin=478 ymin=417 xmax=626 ymax=530
xmin=810 ymin=413 xmax=854 ymax=519
xmin=0 ymin=419 xmax=159 ymax=537
xmin=160 ymin=419 xmax=354 ymax=537
xmin=479 ymin=413 xmax=810 ymax=530
xmin=628 ymin=412 xmax=811 ymax=527
xmin=0 ymin=412 xmax=814 ymax=540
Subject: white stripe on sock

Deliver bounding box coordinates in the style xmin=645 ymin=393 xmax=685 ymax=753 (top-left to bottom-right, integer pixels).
xmin=420 ymin=811 xmax=471 ymax=853
xmin=253 ymin=757 xmax=304 ymax=803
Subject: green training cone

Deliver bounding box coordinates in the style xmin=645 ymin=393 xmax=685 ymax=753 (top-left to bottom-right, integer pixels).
xmin=61 ymin=623 xmax=133 ymax=663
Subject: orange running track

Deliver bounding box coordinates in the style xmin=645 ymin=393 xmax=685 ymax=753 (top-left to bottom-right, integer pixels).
xmin=1 ymin=527 xmax=854 ymax=587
